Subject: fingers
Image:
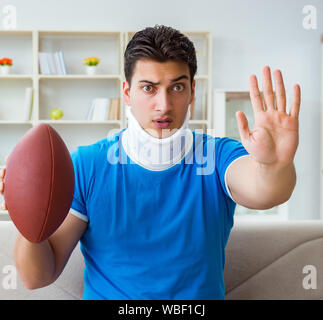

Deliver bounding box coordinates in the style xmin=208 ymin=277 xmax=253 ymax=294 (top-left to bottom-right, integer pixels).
xmin=0 ymin=178 xmax=8 ymax=210
xmin=0 ymin=169 xmax=6 ymax=210
xmin=1 ymin=155 xmax=9 ymax=180
xmin=273 ymin=69 xmax=286 ymax=113
xmin=289 ymin=84 xmax=301 ymax=118
xmin=0 ymin=155 xmax=7 ymax=184
xmin=262 ymin=66 xmax=275 ymax=111
xmin=250 ymin=67 xmax=298 ymax=118
xmin=0 ymin=168 xmax=5 ymax=193
xmin=0 ymin=168 xmax=5 ymax=180
xmin=236 ymin=111 xmax=250 ymax=142
xmin=1 ymin=155 xmax=8 ymax=211
xmin=249 ymin=74 xmax=264 ymax=113
xmin=1 ymin=201 xmax=7 ymax=211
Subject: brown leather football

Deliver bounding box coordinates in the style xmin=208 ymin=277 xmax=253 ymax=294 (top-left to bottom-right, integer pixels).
xmin=3 ymin=123 xmax=74 ymax=243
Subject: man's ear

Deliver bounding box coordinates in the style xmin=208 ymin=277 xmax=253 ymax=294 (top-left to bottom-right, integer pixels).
xmin=189 ymin=79 xmax=196 ymax=105
xmin=123 ymin=80 xmax=131 ymax=106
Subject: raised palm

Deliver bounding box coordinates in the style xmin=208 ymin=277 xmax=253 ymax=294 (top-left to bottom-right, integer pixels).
xmin=236 ymin=66 xmax=301 ymax=167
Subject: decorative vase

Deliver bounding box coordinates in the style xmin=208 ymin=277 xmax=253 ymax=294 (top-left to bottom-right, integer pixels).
xmin=85 ymin=65 xmax=97 ymax=76
xmin=0 ymin=65 xmax=10 ymax=75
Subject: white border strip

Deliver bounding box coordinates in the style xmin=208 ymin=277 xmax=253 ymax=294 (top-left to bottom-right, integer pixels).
xmin=224 ymin=154 xmax=251 ymax=202
xmin=70 ymin=208 xmax=89 ymax=222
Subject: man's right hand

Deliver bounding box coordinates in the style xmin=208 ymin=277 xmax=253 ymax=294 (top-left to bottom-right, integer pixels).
xmin=1 ymin=154 xmax=87 ymax=290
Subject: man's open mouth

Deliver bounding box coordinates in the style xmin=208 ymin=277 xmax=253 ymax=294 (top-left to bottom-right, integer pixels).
xmin=153 ymin=118 xmax=173 ymax=128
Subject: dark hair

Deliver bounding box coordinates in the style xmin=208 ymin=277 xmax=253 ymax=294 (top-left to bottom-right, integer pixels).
xmin=124 ymin=25 xmax=197 ymax=88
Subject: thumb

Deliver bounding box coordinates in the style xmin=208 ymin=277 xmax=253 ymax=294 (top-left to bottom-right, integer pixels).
xmin=235 ymin=111 xmax=250 ymax=142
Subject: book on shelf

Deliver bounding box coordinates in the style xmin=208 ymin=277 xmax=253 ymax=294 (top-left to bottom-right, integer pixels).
xmin=108 ymin=98 xmax=120 ymax=120
xmin=86 ymin=98 xmax=120 ymax=121
xmin=23 ymin=87 xmax=33 ymax=121
xmin=87 ymin=98 xmax=110 ymax=121
xmin=38 ymin=51 xmax=67 ymax=75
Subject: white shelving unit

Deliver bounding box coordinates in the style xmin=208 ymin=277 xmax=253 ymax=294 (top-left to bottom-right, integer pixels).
xmin=0 ymin=29 xmax=212 ymax=218
xmin=213 ymin=89 xmax=289 ymax=220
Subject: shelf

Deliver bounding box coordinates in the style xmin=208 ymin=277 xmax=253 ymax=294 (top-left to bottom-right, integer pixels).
xmin=0 ymin=120 xmax=122 ymax=125
xmin=0 ymin=75 xmax=34 ymax=79
xmin=0 ymin=30 xmax=32 ymax=36
xmin=38 ymin=30 xmax=121 ymax=36
xmin=38 ymin=75 xmax=122 ymax=80
xmin=182 ymin=30 xmax=212 ymax=35
xmin=195 ymin=75 xmax=209 ymax=80
xmin=189 ymin=120 xmax=209 ymax=125
xmin=37 ymin=120 xmax=121 ymax=125
xmin=214 ymin=89 xmax=267 ymax=101
xmin=0 ymin=121 xmax=33 ymax=125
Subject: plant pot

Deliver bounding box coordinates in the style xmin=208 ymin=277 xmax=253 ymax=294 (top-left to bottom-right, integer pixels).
xmin=85 ymin=65 xmax=97 ymax=76
xmin=0 ymin=65 xmax=11 ymax=75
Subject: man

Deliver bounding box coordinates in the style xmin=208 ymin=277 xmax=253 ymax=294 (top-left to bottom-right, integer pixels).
xmin=0 ymin=25 xmax=300 ymax=299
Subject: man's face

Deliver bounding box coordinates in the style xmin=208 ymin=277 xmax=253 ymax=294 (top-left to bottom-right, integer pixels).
xmin=123 ymin=58 xmax=195 ymax=139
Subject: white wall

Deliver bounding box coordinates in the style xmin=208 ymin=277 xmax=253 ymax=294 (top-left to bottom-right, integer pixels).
xmin=1 ymin=0 xmax=322 ymax=219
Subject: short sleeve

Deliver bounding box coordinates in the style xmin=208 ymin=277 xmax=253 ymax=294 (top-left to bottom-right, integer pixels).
xmin=215 ymin=137 xmax=249 ymax=201
xmin=70 ymin=147 xmax=89 ymax=222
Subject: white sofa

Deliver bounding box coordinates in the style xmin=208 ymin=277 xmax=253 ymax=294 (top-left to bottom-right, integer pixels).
xmin=1 ymin=219 xmax=323 ymax=300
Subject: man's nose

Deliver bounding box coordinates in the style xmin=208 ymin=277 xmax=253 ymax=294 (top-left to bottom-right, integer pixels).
xmin=155 ymin=90 xmax=172 ymax=113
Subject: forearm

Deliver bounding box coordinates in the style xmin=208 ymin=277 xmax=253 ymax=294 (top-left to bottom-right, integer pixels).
xmin=14 ymin=232 xmax=56 ymax=290
xmin=251 ymin=158 xmax=296 ymax=208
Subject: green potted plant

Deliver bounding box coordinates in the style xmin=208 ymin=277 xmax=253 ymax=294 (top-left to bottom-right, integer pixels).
xmin=83 ymin=56 xmax=100 ymax=75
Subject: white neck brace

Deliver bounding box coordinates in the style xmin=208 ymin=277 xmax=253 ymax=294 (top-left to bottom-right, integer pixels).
xmin=122 ymin=105 xmax=193 ymax=171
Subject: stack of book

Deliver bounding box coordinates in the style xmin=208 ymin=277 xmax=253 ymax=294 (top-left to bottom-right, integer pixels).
xmin=86 ymin=98 xmax=120 ymax=121
xmin=38 ymin=51 xmax=67 ymax=75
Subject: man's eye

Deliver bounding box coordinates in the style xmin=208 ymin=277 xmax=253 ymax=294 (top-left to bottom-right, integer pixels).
xmin=143 ymin=85 xmax=154 ymax=92
xmin=173 ymin=84 xmax=185 ymax=91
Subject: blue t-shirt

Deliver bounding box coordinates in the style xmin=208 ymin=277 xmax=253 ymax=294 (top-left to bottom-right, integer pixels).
xmin=69 ymin=129 xmax=249 ymax=300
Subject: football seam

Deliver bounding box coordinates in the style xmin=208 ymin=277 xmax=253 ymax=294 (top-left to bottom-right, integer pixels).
xmin=37 ymin=125 xmax=55 ymax=242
